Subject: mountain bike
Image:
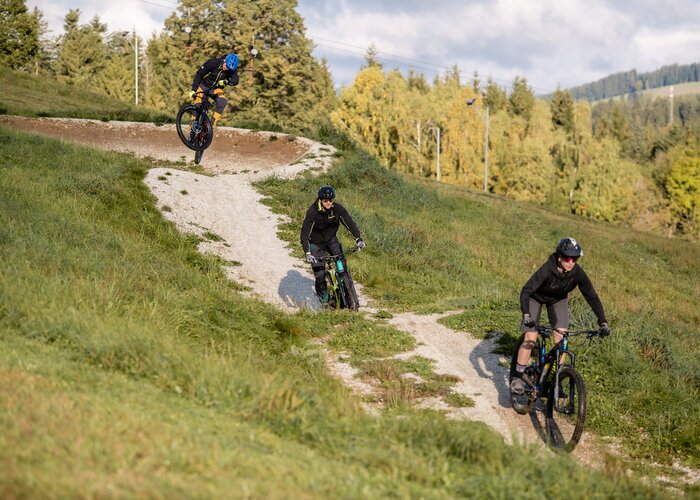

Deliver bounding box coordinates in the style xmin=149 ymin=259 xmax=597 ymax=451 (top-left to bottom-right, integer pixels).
xmin=176 ymin=89 xmax=216 ymax=164
xmin=317 ymin=246 xmax=360 ymax=311
xmin=509 ymin=325 xmax=603 ymax=452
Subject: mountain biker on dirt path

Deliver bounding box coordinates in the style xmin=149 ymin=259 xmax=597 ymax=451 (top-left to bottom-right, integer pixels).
xmin=300 ymin=185 xmax=365 ymax=305
xmin=510 ymin=237 xmax=610 ymax=394
xmin=188 ymin=53 xmax=240 ymax=127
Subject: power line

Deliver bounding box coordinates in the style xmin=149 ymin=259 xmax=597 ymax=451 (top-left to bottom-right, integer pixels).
xmin=309 ymin=33 xmax=557 ymax=94
xmin=135 ymin=0 xmax=178 ymax=11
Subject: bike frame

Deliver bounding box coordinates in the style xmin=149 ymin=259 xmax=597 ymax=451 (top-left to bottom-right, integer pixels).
xmin=531 ymin=326 xmax=596 ymax=411
xmin=317 ymin=246 xmax=359 ymax=309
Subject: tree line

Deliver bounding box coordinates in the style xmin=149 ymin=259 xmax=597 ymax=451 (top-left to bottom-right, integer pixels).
xmin=1 ymin=0 xmax=335 ymax=132
xmin=331 ymin=56 xmax=700 ymax=238
xmin=562 ymin=63 xmax=700 ymax=102
xmin=2 ymin=0 xmax=698 ymax=239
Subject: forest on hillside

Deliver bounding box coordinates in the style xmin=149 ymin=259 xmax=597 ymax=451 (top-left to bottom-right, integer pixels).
xmin=2 ymin=0 xmax=699 ymax=240
xmin=563 ymin=63 xmax=700 ymax=101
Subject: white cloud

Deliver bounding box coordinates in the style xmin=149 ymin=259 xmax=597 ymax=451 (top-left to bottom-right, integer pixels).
xmin=27 ymin=0 xmax=700 ymax=94
xmin=28 ymin=0 xmax=169 ymax=40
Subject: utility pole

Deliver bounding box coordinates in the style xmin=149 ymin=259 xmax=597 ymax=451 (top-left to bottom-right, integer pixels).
xmin=121 ymin=30 xmax=138 ymax=106
xmin=427 ymin=121 xmax=441 ymax=182
xmin=133 ymin=29 xmax=138 ymax=106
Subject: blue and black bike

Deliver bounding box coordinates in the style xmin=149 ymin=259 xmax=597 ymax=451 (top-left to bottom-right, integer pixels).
xmin=509 ymin=325 xmax=604 ymax=452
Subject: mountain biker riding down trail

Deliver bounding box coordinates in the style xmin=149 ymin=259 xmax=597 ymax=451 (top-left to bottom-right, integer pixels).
xmin=300 ymin=185 xmax=366 ymax=305
xmin=188 ymin=53 xmax=240 ymax=127
xmin=510 ymin=237 xmax=611 ymax=394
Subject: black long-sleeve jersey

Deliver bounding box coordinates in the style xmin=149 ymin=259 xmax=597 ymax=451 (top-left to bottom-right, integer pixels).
xmin=520 ymin=253 xmax=607 ymax=325
xmin=191 ymin=56 xmax=239 ymax=91
xmin=300 ymin=200 xmax=361 ymax=253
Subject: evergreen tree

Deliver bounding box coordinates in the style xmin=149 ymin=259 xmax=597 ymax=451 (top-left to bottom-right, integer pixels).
xmin=148 ymin=0 xmax=334 ymax=130
xmin=550 ymin=87 xmax=575 ymax=135
xmin=55 ymin=10 xmax=107 ymax=86
xmin=471 ymin=70 xmax=480 ymax=95
xmin=665 ymin=138 xmax=700 ymax=235
xmin=0 ymin=0 xmax=39 ymax=70
xmin=483 ymin=78 xmax=507 ymax=113
xmin=508 ymin=76 xmax=535 ymax=123
xmin=364 ymin=43 xmax=382 ymax=69
xmin=27 ymin=7 xmax=52 ymax=76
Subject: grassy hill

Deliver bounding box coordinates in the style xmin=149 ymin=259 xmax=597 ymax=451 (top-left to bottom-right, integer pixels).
xmin=1 ymin=70 xmax=697 ymax=496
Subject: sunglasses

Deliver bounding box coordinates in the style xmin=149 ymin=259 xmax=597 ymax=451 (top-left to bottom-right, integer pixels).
xmin=321 ymin=198 xmax=334 ymax=203
xmin=560 ymin=255 xmax=579 ymax=263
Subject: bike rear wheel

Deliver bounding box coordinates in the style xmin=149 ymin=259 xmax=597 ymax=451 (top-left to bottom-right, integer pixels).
xmin=545 ymin=366 xmax=586 ymax=452
xmin=509 ymin=334 xmax=536 ymax=415
xmin=176 ymin=104 xmax=214 ymax=151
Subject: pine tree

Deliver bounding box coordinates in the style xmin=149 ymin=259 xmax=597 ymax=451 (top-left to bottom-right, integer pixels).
xmin=364 ymin=43 xmax=382 ymax=69
xmin=665 ymin=138 xmax=700 ymax=235
xmin=147 ymin=0 xmax=334 ymax=130
xmin=0 ymin=0 xmax=39 ymax=70
xmin=550 ymin=87 xmax=575 ymax=135
xmin=55 ymin=10 xmax=107 ymax=86
xmin=483 ymin=78 xmax=507 ymax=113
xmin=508 ymin=76 xmax=535 ymax=123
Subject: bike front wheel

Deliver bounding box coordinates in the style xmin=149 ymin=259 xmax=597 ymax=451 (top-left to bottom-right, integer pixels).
xmin=194 ymin=149 xmax=203 ymax=164
xmin=545 ymin=366 xmax=586 ymax=452
xmin=325 ymin=270 xmax=339 ymax=309
xmin=341 ymin=274 xmax=359 ymax=311
xmin=176 ymin=104 xmax=214 ymax=151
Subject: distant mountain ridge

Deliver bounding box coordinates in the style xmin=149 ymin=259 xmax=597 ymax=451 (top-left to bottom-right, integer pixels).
xmin=561 ymin=62 xmax=700 ymax=101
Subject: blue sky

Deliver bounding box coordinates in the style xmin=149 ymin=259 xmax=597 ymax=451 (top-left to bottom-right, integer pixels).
xmin=29 ymin=0 xmax=700 ymax=95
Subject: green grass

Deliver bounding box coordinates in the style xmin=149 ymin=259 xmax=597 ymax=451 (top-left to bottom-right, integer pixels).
xmin=0 ymin=66 xmax=172 ymax=123
xmin=257 ymin=127 xmax=700 ymax=469
xmin=0 ymin=125 xmax=669 ymax=496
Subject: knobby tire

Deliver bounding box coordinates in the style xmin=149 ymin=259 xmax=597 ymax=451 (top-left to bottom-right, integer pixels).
xmin=337 ymin=275 xmax=349 ymax=309
xmin=341 ymin=274 xmax=359 ymax=311
xmin=509 ymin=334 xmax=536 ymax=415
xmin=176 ymin=104 xmax=214 ymax=152
xmin=194 ymin=149 xmax=203 ymax=164
xmin=545 ymin=366 xmax=586 ymax=452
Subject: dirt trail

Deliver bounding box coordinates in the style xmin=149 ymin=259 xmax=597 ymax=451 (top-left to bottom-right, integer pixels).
xmin=0 ymin=117 xmax=583 ymax=447
xmin=11 ymin=117 xmax=697 ymax=486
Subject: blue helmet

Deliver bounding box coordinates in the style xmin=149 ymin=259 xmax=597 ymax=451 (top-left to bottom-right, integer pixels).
xmin=225 ymin=53 xmax=239 ymax=71
xmin=318 ymin=185 xmax=336 ymax=200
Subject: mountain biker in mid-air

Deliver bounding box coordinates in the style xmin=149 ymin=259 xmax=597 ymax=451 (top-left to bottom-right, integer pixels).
xmin=188 ymin=53 xmax=240 ymax=127
xmin=300 ymin=185 xmax=365 ymax=305
xmin=511 ymin=237 xmax=611 ymax=394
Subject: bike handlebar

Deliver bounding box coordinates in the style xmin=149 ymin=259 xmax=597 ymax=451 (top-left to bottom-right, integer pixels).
xmin=536 ymin=325 xmax=602 ymax=339
xmin=316 ymin=246 xmax=360 ymax=263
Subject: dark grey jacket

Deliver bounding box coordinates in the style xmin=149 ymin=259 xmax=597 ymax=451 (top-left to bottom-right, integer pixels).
xmin=520 ymin=253 xmax=607 ymax=325
xmin=300 ymin=200 xmax=361 ymax=253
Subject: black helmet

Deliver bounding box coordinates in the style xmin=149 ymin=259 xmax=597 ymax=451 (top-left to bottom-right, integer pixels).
xmin=318 ymin=185 xmax=336 ymax=200
xmin=556 ymin=237 xmax=583 ymax=257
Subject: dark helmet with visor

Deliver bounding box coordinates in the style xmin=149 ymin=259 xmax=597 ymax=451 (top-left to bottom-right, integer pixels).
xmin=318 ymin=185 xmax=336 ymax=200
xmin=556 ymin=237 xmax=583 ymax=258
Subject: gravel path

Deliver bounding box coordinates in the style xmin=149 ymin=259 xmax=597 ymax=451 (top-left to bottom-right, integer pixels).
xmin=14 ymin=117 xmax=686 ymax=478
